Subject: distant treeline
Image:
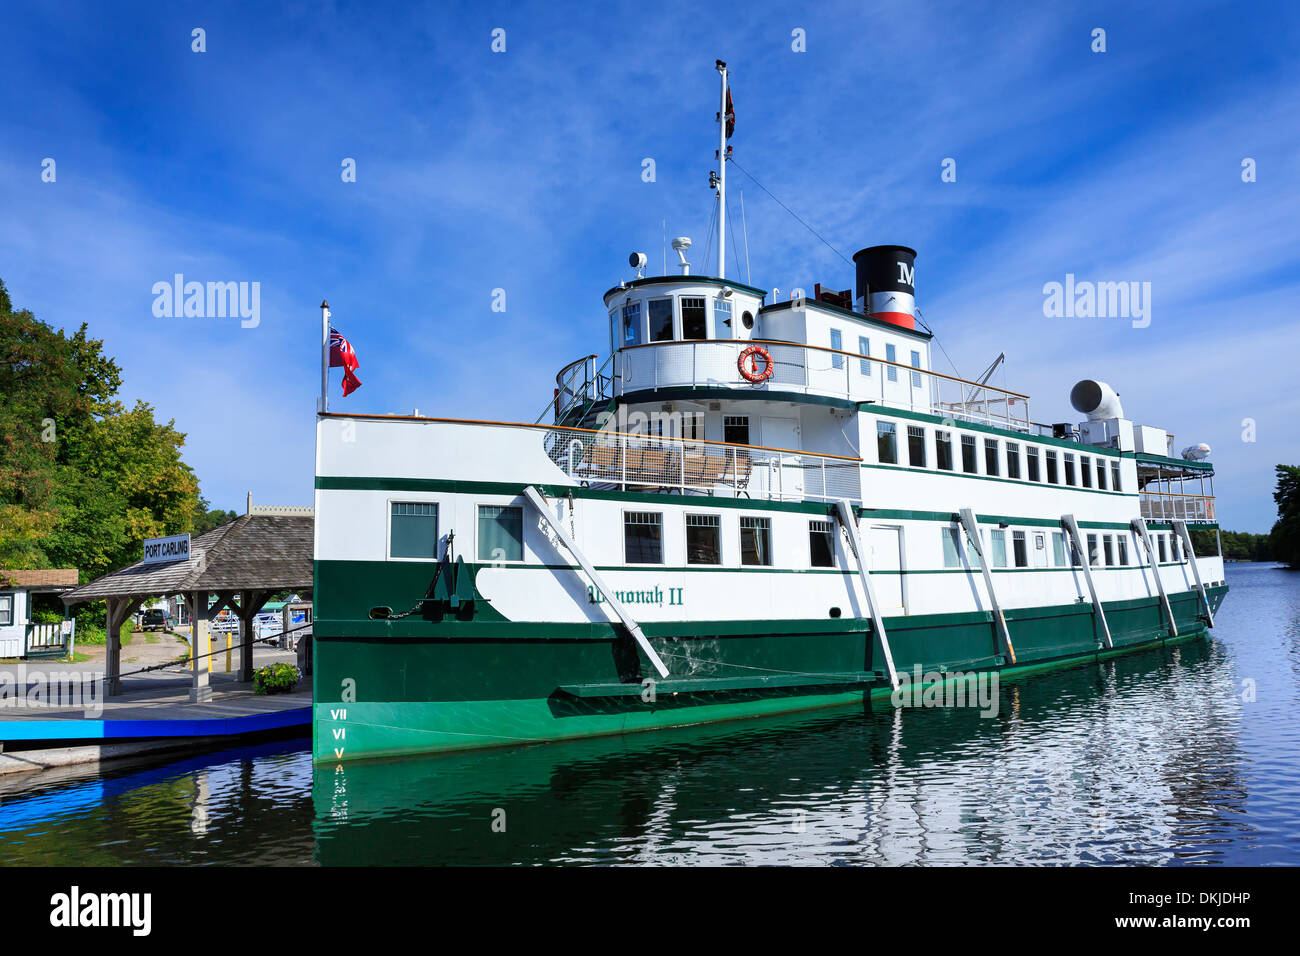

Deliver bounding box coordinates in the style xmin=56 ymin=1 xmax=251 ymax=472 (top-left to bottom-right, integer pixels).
xmin=1190 ymin=528 xmax=1273 ymax=561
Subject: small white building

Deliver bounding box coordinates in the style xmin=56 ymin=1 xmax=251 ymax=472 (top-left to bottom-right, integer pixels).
xmin=0 ymin=569 xmax=79 ymax=658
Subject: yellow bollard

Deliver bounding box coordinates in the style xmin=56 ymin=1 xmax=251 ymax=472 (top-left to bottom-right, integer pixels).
xmin=225 ymin=633 xmax=232 ymax=673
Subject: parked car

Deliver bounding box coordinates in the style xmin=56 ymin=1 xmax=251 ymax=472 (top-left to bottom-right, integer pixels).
xmin=141 ymin=608 xmax=170 ymax=631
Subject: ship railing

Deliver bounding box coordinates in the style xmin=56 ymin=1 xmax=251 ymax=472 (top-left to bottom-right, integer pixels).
xmin=613 ymin=339 xmax=1033 ymax=433
xmin=543 ymin=424 xmax=862 ymax=504
xmin=1139 ymin=491 xmax=1217 ymax=524
xmin=538 ymin=354 xmax=616 ymax=426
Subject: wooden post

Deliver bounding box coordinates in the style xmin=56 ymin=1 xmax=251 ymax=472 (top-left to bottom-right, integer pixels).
xmin=188 ymin=590 xmax=212 ymax=702
xmin=238 ymin=588 xmax=269 ymax=684
xmin=105 ymin=597 xmax=125 ymax=697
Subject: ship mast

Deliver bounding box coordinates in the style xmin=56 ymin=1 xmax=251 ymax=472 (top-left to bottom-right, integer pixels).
xmin=715 ymin=60 xmax=728 ymax=280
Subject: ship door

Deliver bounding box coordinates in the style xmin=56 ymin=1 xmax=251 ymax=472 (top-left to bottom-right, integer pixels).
xmin=867 ymin=524 xmax=906 ymax=614
xmin=760 ymin=417 xmax=803 ymax=499
xmin=1032 ymin=531 xmax=1049 ymax=568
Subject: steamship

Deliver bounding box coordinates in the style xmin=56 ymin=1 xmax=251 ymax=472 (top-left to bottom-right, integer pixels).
xmin=311 ymin=64 xmax=1228 ymax=763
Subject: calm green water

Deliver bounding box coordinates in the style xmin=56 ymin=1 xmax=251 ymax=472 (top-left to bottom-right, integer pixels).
xmin=1 ymin=563 xmax=1296 ymax=865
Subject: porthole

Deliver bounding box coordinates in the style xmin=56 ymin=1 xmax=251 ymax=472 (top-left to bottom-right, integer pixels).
xmin=741 ymin=310 xmax=754 ymax=330
xmin=829 ymin=606 xmax=842 ymax=618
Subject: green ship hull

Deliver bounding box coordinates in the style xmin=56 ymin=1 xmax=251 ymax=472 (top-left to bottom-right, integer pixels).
xmin=311 ymin=558 xmax=1227 ymax=764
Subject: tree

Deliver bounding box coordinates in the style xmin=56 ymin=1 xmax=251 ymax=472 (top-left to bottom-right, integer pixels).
xmin=0 ymin=278 xmax=204 ymax=580
xmin=1271 ymin=464 xmax=1300 ymax=569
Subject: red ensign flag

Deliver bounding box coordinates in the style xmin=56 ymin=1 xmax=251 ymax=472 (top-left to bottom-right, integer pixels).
xmin=329 ymin=327 xmax=362 ymax=396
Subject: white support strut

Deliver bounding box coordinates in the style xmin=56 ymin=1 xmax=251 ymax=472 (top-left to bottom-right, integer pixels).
xmin=1172 ymin=519 xmax=1216 ymax=628
xmin=523 ymin=486 xmax=670 ymax=678
xmin=1131 ymin=517 xmax=1178 ymax=639
xmin=958 ymin=508 xmax=1017 ymax=664
xmin=834 ymin=500 xmax=900 ymax=690
xmin=1061 ymin=514 xmax=1114 ymax=650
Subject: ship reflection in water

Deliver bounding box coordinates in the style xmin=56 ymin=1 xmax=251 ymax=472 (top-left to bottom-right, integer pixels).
xmin=0 ymin=565 xmax=1294 ymax=866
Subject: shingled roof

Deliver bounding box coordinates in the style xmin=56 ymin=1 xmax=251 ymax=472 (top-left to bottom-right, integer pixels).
xmin=0 ymin=569 xmax=80 ymax=589
xmin=61 ymin=514 xmax=313 ymax=604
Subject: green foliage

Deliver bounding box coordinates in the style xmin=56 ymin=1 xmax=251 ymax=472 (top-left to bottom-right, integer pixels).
xmin=0 ymin=278 xmax=204 ymax=580
xmin=193 ymin=497 xmax=238 ymax=536
xmin=253 ymin=662 xmax=302 ymax=695
xmin=72 ymin=621 xmax=131 ymax=646
xmin=1271 ymin=464 xmax=1300 ymax=569
xmin=1190 ymin=527 xmax=1273 ymax=561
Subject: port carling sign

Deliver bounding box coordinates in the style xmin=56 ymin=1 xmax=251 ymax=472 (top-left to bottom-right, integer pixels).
xmin=142 ymin=533 xmax=191 ymax=565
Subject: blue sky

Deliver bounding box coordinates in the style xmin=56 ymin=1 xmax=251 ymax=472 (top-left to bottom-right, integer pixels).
xmin=1 ymin=0 xmax=1296 ymax=532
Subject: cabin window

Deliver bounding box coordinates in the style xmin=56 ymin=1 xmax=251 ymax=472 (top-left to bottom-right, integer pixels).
xmin=740 ymin=516 xmax=772 ymax=566
xmin=1070 ymin=538 xmax=1083 ymax=567
xmin=831 ymin=329 xmax=844 ymax=369
xmin=723 ymin=415 xmax=750 ymax=445
xmin=907 ymin=426 xmax=926 ymax=468
xmin=1034 ymin=532 xmax=1046 ymax=560
xmin=1046 ymin=450 xmax=1059 ymax=484
xmin=1111 ymin=462 xmax=1122 ymax=492
xmin=877 ymin=421 xmax=898 ymax=464
xmin=1117 ymin=537 xmax=1129 ymax=566
xmin=0 ymin=595 xmax=11 ymax=627
xmin=390 ymin=502 xmax=439 ymax=559
xmin=943 ymin=526 xmax=979 ymax=568
xmin=1026 ymin=447 xmax=1041 ymax=482
xmin=1096 ymin=459 xmax=1107 ymax=490
xmin=1006 ymin=442 xmax=1021 ymax=479
xmin=713 ymin=298 xmax=732 ymax=333
xmin=990 ymin=529 xmax=1008 ymax=568
xmin=686 ymin=513 xmax=721 ymax=565
xmin=910 ymin=350 xmax=923 ymax=388
xmin=984 ymin=438 xmax=1000 ymax=476
xmin=1052 ymin=531 xmax=1067 ymax=566
xmin=859 ymin=337 xmax=871 ymax=375
xmin=935 ymin=430 xmax=954 ymax=471
xmin=1013 ymin=530 xmax=1029 ymax=568
xmin=477 ymin=505 xmax=523 ymax=562
xmin=648 ymin=297 xmax=674 ymax=342
xmin=1103 ymin=534 xmax=1115 ymax=566
xmin=621 ymin=301 xmax=642 ymax=346
xmin=886 ymin=343 xmax=898 ymax=382
xmin=1064 ymin=454 xmax=1077 ymax=486
xmin=624 ymin=511 xmax=664 ymax=564
xmin=1080 ymin=455 xmax=1092 ymax=488
xmin=809 ymin=519 xmax=836 ymax=568
xmin=961 ymin=434 xmax=977 ymax=474
xmin=681 ymin=296 xmax=708 ymax=339
xmin=1086 ymin=533 xmax=1100 ymax=566
xmin=1158 ymin=534 xmax=1168 ymax=563
xmin=681 ymin=412 xmax=705 ymax=443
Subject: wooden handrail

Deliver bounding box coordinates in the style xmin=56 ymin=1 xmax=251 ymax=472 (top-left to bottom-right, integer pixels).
xmin=616 ymin=338 xmax=1032 ymax=400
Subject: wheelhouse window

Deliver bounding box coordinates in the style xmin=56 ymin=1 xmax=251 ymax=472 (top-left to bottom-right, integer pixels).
xmin=1006 ymin=442 xmax=1021 ymax=479
xmin=935 ymin=430 xmax=954 ymax=471
xmin=1027 ymin=447 xmax=1041 ymax=482
xmin=984 ymin=438 xmax=1000 ymax=476
xmin=1046 ymin=450 xmax=1059 ymax=484
xmin=910 ymin=350 xmax=923 ymax=388
xmin=1064 ymin=454 xmax=1077 ymax=486
xmin=477 ymin=505 xmax=523 ymax=562
xmin=681 ymin=296 xmax=707 ymax=339
xmin=0 ymin=594 xmax=11 ymax=627
xmin=907 ymin=426 xmax=926 ymax=468
xmin=723 ymin=415 xmax=750 ymax=445
xmin=1013 ymin=531 xmax=1028 ymax=568
xmin=831 ymin=328 xmax=844 ymax=369
xmin=740 ymin=516 xmax=772 ymax=566
xmin=1080 ymin=455 xmax=1092 ymax=488
xmin=961 ymin=434 xmax=977 ymax=474
xmin=858 ymin=337 xmax=871 ymax=375
xmin=609 ymin=308 xmax=618 ymax=355
xmin=624 ymin=511 xmax=664 ymax=564
xmin=809 ymin=519 xmax=836 ymax=568
xmin=877 ymin=421 xmax=898 ymax=464
xmin=686 ymin=513 xmax=721 ymax=565
xmin=713 ymin=298 xmax=732 ymax=333
xmin=390 ymin=502 xmax=439 ymax=559
xmin=885 ymin=343 xmax=898 ymax=382
xmin=621 ymin=301 xmax=642 ymax=346
xmin=648 ymin=297 xmax=674 ymax=342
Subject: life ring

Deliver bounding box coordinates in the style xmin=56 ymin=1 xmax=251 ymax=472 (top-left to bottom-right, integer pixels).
xmin=738 ymin=345 xmax=774 ymax=383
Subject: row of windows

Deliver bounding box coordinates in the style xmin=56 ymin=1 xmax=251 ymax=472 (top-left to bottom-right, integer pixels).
xmin=875 ymin=421 xmax=1123 ymax=492
xmin=616 ymin=296 xmax=753 ymax=349
xmin=390 ymin=502 xmax=525 ymax=562
xmin=829 ymin=332 xmax=923 ymax=386
xmin=942 ymin=526 xmax=1186 ymax=570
